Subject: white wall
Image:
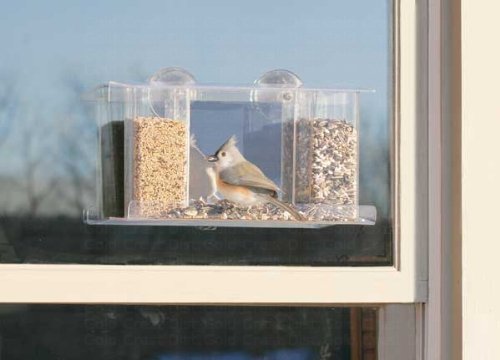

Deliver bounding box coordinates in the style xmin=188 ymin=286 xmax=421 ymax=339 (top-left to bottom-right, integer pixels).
xmin=462 ymin=1 xmax=500 ymax=359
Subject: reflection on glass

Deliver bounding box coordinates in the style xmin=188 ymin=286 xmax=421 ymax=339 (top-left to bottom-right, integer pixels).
xmin=0 ymin=0 xmax=392 ymax=265
xmin=0 ymin=305 xmax=378 ymax=360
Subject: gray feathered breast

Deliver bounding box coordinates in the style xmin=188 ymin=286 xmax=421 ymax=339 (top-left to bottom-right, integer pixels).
xmin=219 ymin=162 xmax=278 ymax=196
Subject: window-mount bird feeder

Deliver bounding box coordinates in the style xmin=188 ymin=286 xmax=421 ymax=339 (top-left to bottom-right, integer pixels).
xmin=84 ymin=68 xmax=376 ymax=228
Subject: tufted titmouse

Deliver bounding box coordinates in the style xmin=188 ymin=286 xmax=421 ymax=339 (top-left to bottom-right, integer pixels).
xmin=207 ymin=136 xmax=305 ymax=221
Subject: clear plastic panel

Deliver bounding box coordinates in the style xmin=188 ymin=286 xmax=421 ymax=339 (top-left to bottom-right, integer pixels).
xmin=124 ymin=86 xmax=191 ymax=218
xmin=294 ymin=91 xmax=360 ymax=219
xmin=85 ymin=204 xmax=376 ymax=228
xmin=96 ymin=85 xmax=132 ymax=219
xmin=86 ymin=68 xmax=375 ymax=228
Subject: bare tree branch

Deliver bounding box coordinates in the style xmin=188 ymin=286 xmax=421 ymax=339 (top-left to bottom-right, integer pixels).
xmin=20 ymin=119 xmax=59 ymax=216
xmin=52 ymin=71 xmax=97 ymax=214
xmin=0 ymin=73 xmax=18 ymax=147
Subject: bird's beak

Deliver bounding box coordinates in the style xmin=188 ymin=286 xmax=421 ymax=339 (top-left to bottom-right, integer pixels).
xmin=207 ymin=155 xmax=218 ymax=162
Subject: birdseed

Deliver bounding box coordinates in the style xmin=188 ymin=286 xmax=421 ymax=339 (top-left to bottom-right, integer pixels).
xmin=127 ymin=116 xmax=356 ymax=221
xmin=130 ymin=116 xmax=188 ymax=217
xmin=133 ymin=199 xmax=356 ymax=223
xmin=310 ymin=119 xmax=357 ymax=205
xmin=293 ymin=118 xmax=358 ymax=220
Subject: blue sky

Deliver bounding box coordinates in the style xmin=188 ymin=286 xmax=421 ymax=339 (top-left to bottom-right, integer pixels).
xmin=0 ymin=0 xmax=389 ymax=108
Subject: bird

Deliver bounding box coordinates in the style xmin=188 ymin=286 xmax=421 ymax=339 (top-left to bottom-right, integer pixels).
xmin=207 ymin=135 xmax=305 ymax=221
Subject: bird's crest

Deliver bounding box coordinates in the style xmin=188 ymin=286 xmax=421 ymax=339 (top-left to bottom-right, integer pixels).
xmin=216 ymin=135 xmax=238 ymax=154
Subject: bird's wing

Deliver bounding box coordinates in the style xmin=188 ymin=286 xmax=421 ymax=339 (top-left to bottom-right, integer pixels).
xmin=219 ymin=162 xmax=279 ymax=193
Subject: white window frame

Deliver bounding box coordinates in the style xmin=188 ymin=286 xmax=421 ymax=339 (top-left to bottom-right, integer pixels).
xmin=0 ymin=0 xmax=429 ymax=305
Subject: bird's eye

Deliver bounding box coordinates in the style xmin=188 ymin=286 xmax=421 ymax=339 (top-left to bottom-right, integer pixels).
xmin=221 ymin=152 xmax=226 ymax=157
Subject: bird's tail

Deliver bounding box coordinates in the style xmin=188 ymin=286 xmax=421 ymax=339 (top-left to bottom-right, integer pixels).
xmin=264 ymin=196 xmax=306 ymax=221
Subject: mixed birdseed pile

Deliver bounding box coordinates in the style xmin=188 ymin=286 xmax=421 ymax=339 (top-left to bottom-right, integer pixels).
xmin=131 ymin=199 xmax=356 ymax=223
xmin=285 ymin=118 xmax=358 ymax=220
xmin=309 ymin=119 xmax=357 ymax=208
xmin=131 ymin=116 xmax=188 ymax=217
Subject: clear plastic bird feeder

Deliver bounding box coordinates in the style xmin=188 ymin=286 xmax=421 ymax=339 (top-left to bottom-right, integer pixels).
xmin=85 ymin=68 xmax=376 ymax=228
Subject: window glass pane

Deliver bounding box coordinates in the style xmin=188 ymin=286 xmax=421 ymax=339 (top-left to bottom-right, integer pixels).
xmin=0 ymin=0 xmax=392 ymax=265
xmin=0 ymin=305 xmax=378 ymax=359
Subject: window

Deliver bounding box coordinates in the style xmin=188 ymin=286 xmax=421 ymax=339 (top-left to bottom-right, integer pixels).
xmin=0 ymin=0 xmax=432 ymax=358
xmin=0 ymin=305 xmax=377 ymax=359
xmin=0 ymin=0 xmax=394 ymax=267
